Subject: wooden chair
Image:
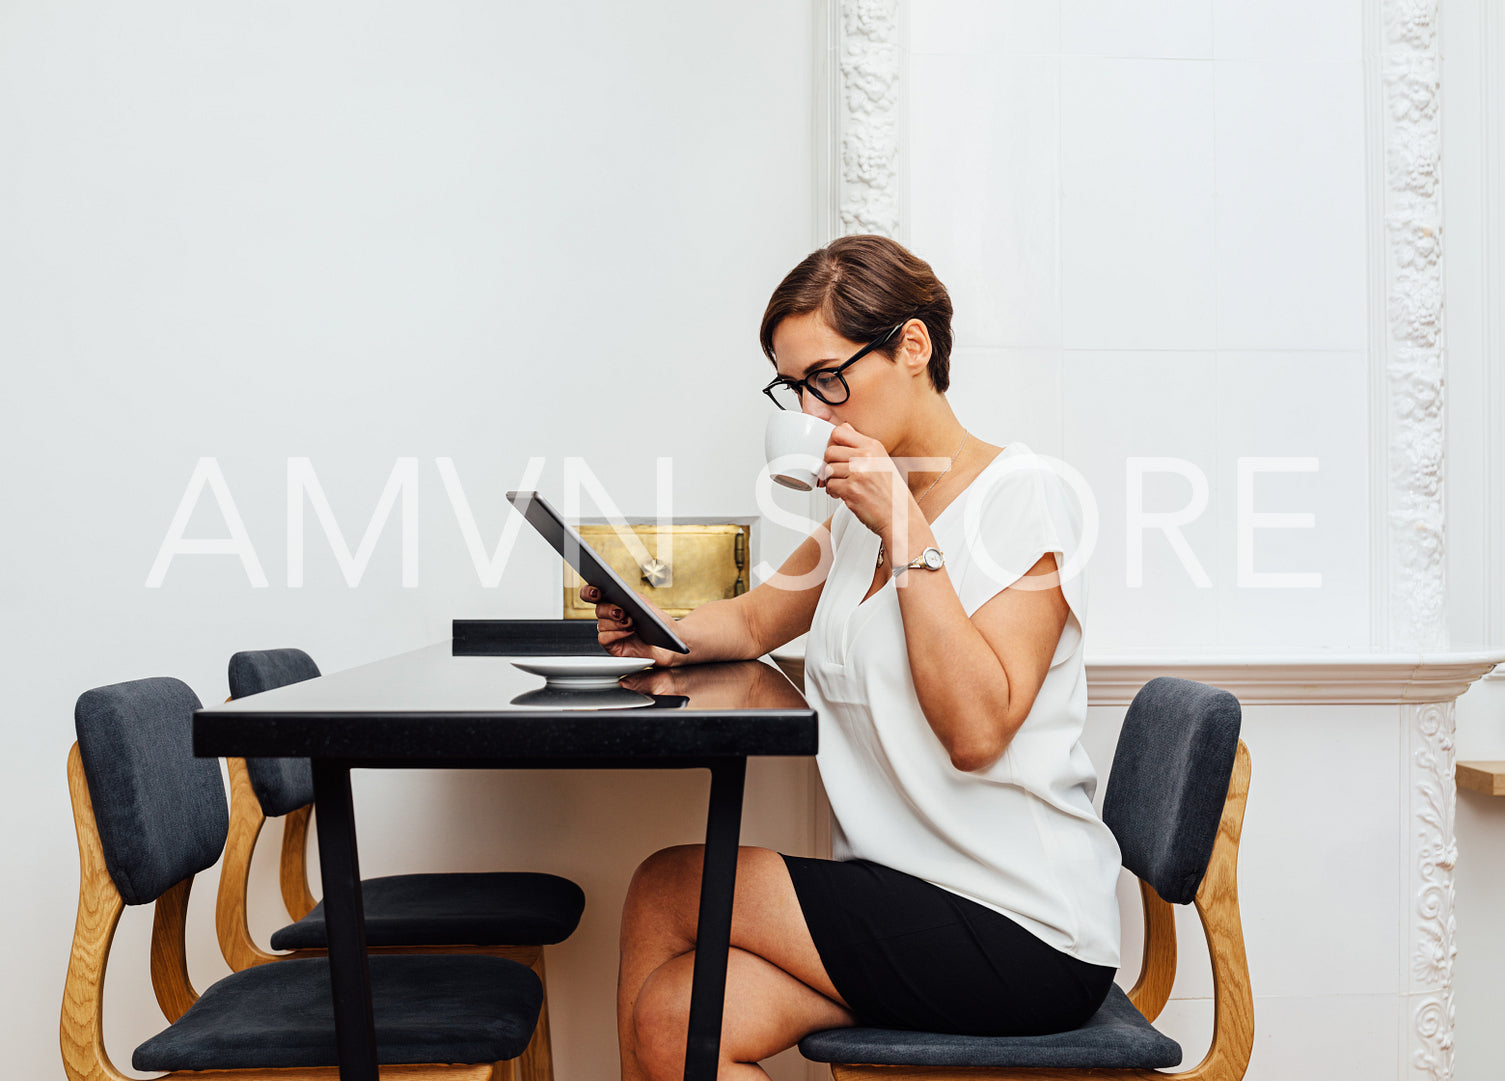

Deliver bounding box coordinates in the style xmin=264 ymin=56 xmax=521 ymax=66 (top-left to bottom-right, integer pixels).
xmin=62 ymin=676 xmax=542 ymax=1081
xmin=215 ymin=648 xmax=585 ymax=1081
xmin=799 ymin=676 xmax=1254 ymax=1081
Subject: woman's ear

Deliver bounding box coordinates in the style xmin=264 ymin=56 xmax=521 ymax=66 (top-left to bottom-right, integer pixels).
xmin=898 ymin=318 xmax=932 ymax=377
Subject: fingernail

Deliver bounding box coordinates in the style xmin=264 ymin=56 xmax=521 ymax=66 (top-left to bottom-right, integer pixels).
xmin=612 ymin=607 xmax=625 ymax=620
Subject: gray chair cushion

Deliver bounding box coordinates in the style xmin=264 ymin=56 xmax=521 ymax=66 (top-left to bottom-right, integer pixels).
xmin=228 ymin=648 xmax=320 ymax=815
xmin=269 ymin=872 xmax=587 ymax=950
xmin=799 ymin=985 xmax=1181 ymax=1069
xmin=74 ymin=678 xmax=228 ymax=906
xmin=1102 ymin=676 xmax=1242 ymax=904
xmin=133 ymin=954 xmax=541 ymax=1071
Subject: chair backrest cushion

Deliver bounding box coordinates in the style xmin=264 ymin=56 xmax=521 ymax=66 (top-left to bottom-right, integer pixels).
xmin=228 ymin=648 xmax=320 ymax=816
xmin=75 ymin=677 xmax=229 ymax=906
xmin=1102 ymin=677 xmax=1242 ymax=904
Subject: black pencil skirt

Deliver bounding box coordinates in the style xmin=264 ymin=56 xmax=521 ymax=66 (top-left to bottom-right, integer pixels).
xmin=781 ymin=854 xmax=1115 ymax=1037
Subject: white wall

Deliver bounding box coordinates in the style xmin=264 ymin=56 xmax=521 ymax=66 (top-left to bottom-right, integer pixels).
xmin=908 ymin=0 xmax=1370 ymax=654
xmin=0 ymin=2 xmax=821 ymax=1078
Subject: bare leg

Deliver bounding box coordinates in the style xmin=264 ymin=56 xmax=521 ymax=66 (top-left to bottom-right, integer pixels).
xmin=618 ymin=845 xmax=855 ymax=1081
xmin=635 ymin=947 xmax=854 ymax=1081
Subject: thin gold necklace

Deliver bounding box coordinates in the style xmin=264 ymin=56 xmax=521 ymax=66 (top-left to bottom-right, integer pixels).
xmin=877 ymin=429 xmax=970 ymax=568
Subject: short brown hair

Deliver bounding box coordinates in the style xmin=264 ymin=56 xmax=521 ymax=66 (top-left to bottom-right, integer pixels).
xmin=759 ymin=235 xmax=955 ymax=393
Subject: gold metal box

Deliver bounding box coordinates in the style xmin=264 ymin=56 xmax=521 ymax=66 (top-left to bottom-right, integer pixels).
xmin=561 ymin=519 xmax=755 ymax=620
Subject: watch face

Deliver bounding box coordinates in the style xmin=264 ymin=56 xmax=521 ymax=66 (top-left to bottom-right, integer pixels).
xmin=922 ymin=547 xmax=944 ymax=570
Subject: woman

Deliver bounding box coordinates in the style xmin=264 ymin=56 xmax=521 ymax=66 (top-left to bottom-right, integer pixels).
xmin=587 ymin=235 xmax=1121 ymax=1081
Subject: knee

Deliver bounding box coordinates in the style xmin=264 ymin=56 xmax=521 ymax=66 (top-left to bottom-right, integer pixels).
xmin=622 ymin=845 xmax=701 ymax=926
xmin=632 ymin=962 xmax=691 ymax=1081
xmin=617 ymin=849 xmax=698 ymax=951
xmin=633 ymin=843 xmax=702 ymax=888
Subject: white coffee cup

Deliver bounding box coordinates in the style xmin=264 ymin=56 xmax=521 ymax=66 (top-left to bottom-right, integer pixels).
xmin=764 ymin=412 xmax=836 ymax=492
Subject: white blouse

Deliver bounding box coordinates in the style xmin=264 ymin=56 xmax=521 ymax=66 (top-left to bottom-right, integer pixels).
xmin=804 ymin=442 xmax=1122 ymax=968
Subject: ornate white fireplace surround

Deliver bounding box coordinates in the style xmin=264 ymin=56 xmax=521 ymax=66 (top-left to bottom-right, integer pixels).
xmin=812 ymin=1 xmax=1505 ymax=1077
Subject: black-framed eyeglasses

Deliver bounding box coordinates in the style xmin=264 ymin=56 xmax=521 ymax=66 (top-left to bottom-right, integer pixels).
xmin=762 ymin=321 xmax=908 ymax=411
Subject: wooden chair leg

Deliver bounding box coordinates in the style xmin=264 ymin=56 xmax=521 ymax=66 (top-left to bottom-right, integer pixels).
xmin=516 ymin=951 xmax=555 ymax=1081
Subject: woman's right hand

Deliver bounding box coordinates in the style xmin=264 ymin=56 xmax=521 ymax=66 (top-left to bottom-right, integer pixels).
xmin=580 ymin=584 xmax=681 ymax=667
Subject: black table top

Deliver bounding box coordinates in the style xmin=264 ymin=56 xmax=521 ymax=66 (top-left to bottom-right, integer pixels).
xmin=194 ymin=632 xmax=817 ymax=764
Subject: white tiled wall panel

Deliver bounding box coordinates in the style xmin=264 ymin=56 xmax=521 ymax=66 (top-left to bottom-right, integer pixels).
xmin=1059 ymin=59 xmax=1218 ymax=351
xmin=1246 ymin=995 xmax=1401 ymax=1080
xmin=1062 ymin=351 xmax=1220 ymax=648
xmin=1211 ymin=351 xmax=1370 ymax=649
xmin=909 ymin=54 xmax=1061 ymax=349
xmin=914 ymin=23 xmax=1370 ymax=652
xmin=1152 ymin=994 xmax=1400 ymax=1080
xmin=948 ymin=347 xmax=1065 ymax=456
xmin=1214 ymin=61 xmax=1367 ymax=351
xmin=1061 ymin=0 xmax=1213 ymax=60
xmin=909 ymin=0 xmax=1059 ymax=56
xmin=1213 ymin=0 xmax=1363 ymax=61
xmin=1235 ymin=705 xmax=1402 ymax=996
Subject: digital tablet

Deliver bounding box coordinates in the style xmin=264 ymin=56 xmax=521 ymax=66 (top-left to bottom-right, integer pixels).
xmin=506 ymin=490 xmax=691 ymax=655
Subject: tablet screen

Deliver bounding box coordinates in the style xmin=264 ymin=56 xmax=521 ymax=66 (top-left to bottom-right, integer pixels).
xmin=505 ymin=491 xmax=691 ymax=655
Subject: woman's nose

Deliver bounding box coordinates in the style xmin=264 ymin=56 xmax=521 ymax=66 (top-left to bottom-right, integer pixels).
xmin=802 ymin=398 xmax=836 ymax=423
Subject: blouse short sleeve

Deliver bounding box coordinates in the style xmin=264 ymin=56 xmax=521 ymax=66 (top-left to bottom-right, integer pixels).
xmin=949 ymin=446 xmax=1089 ymax=667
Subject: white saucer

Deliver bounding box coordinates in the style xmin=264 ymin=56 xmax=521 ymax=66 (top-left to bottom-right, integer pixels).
xmin=510 ymin=656 xmax=653 ymax=687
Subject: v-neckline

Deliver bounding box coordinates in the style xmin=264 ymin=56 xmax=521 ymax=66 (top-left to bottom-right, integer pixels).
xmin=853 ymin=445 xmax=1011 ymax=607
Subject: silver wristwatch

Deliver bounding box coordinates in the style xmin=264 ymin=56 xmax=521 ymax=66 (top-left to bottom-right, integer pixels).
xmin=892 ymin=546 xmax=944 ymax=578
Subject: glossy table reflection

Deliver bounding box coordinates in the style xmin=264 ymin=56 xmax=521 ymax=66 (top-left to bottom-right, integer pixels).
xmin=193 ymin=620 xmax=817 ymax=1081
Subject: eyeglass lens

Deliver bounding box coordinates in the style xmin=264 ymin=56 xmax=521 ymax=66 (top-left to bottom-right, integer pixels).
xmin=767 ymin=382 xmax=804 ymax=410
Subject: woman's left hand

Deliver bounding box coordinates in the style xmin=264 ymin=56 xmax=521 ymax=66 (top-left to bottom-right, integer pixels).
xmin=820 ymin=423 xmax=913 ymax=541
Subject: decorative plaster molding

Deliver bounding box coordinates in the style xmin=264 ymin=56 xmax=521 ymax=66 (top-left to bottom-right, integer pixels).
xmin=1083 ymin=653 xmax=1505 ymax=706
xmin=769 ymin=647 xmax=1505 ymax=706
xmin=1413 ymin=993 xmax=1453 ymax=1081
xmin=1408 ymin=701 xmax=1457 ymax=1080
xmin=837 ymin=0 xmax=900 ymax=237
xmin=1377 ymin=7 xmax=1455 ymax=1070
xmin=1381 ymin=0 xmax=1448 ymax=652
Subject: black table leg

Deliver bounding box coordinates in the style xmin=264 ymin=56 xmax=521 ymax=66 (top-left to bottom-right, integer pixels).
xmin=683 ymin=758 xmax=748 ymax=1081
xmin=311 ymin=761 xmax=378 ymax=1081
